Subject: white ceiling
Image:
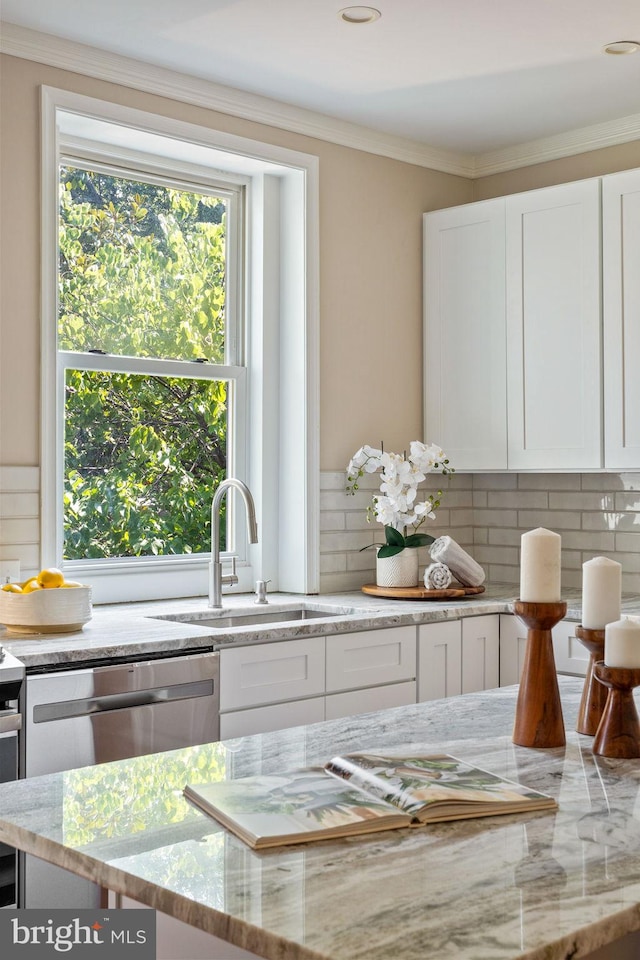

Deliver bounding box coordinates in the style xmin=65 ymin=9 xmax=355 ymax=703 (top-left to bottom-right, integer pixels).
xmin=2 ymin=0 xmax=640 ymax=155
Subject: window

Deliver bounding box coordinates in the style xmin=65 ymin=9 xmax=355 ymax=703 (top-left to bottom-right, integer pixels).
xmin=41 ymin=88 xmax=320 ymax=603
xmin=59 ymin=163 xmax=242 ymax=564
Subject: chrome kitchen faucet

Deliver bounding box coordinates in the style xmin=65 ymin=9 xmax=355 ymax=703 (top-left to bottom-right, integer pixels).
xmin=209 ymin=478 xmax=259 ymax=607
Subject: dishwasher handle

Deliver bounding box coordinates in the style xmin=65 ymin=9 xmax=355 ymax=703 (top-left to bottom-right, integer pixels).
xmin=33 ymin=678 xmax=215 ymax=724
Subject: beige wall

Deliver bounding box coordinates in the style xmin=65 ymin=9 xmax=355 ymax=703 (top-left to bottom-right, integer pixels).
xmin=0 ymin=53 xmax=472 ymax=474
xmin=473 ymin=140 xmax=640 ymax=199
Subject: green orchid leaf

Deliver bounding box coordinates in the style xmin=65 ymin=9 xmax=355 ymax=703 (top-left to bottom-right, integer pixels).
xmin=384 ymin=526 xmax=405 ymax=547
xmin=377 ymin=544 xmax=405 ymax=559
xmin=404 ymin=533 xmax=435 ymax=548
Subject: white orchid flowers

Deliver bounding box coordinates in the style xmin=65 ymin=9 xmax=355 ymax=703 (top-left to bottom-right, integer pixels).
xmin=346 ymin=441 xmax=453 ymax=556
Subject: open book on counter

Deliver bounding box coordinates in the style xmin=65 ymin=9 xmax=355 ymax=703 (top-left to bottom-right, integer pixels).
xmin=183 ymin=753 xmax=557 ymax=850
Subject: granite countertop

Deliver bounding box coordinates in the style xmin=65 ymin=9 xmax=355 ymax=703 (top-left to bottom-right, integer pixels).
xmin=1 ymin=678 xmax=640 ymax=960
xmin=0 ymin=583 xmax=523 ymax=670
xmin=3 ymin=582 xmax=634 ymax=671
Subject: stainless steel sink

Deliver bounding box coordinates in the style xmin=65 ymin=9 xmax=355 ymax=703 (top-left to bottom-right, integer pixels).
xmin=157 ymin=607 xmax=347 ymax=630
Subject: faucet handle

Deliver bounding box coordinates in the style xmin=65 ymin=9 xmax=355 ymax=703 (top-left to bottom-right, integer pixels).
xmin=255 ymin=579 xmax=271 ymax=604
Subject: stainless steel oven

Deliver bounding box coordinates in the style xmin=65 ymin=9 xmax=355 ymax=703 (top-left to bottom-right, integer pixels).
xmin=21 ymin=650 xmax=219 ymax=907
xmin=0 ymin=645 xmax=25 ymax=909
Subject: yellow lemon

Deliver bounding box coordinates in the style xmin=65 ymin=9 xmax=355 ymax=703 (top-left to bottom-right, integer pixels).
xmin=22 ymin=578 xmax=43 ymax=594
xmin=60 ymin=580 xmax=83 ymax=588
xmin=1 ymin=582 xmax=23 ymax=593
xmin=37 ymin=567 xmax=65 ymax=589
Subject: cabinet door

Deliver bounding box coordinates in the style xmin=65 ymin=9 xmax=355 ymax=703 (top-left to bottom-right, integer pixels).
xmin=499 ymin=614 xmax=528 ymax=686
xmin=461 ymin=615 xmax=499 ymax=693
xmin=220 ymin=637 xmax=325 ymax=711
xmin=424 ymin=199 xmax=507 ymax=470
xmin=603 ymin=167 xmax=640 ymax=468
xmin=506 ymin=179 xmax=602 ymax=469
xmin=220 ymin=697 xmax=325 ymax=739
xmin=325 ymin=681 xmax=416 ymax=721
xmin=417 ymin=621 xmax=462 ymax=701
xmin=325 ymin=626 xmax=416 ymax=693
xmin=552 ymin=620 xmax=588 ymax=677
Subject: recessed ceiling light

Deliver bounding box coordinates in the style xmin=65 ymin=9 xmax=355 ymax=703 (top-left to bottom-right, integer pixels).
xmin=602 ymin=40 xmax=640 ymax=55
xmin=339 ymin=6 xmax=381 ymax=24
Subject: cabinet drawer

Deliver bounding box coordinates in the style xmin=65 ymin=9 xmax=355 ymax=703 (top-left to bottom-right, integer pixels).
xmin=220 ymin=697 xmax=325 ymax=739
xmin=325 ymin=626 xmax=416 ymax=693
xmin=220 ymin=637 xmax=325 ymax=710
xmin=325 ymin=681 xmax=416 ymax=721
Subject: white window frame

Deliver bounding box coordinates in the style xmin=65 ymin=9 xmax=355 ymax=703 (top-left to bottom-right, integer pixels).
xmin=41 ymin=87 xmax=320 ymax=603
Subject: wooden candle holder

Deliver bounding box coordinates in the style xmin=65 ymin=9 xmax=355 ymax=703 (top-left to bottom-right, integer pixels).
xmin=575 ymin=626 xmax=607 ymax=736
xmin=512 ymin=600 xmax=567 ymax=749
xmin=592 ymin=662 xmax=640 ymax=759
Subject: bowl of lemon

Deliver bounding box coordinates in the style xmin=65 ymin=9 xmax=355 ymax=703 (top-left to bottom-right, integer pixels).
xmin=0 ymin=568 xmax=92 ymax=633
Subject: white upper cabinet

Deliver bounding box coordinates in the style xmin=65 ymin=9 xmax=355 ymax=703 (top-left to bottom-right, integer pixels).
xmin=425 ymin=171 xmax=640 ymax=471
xmin=424 ymin=199 xmax=507 ymax=470
xmin=603 ymin=167 xmax=640 ymax=468
xmin=505 ymin=179 xmax=602 ymax=470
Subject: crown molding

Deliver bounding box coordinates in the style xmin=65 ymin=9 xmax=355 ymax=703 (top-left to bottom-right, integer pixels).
xmin=0 ymin=22 xmax=473 ymax=178
xmin=473 ymin=113 xmax=640 ymax=177
xmin=2 ymin=21 xmax=639 ymax=180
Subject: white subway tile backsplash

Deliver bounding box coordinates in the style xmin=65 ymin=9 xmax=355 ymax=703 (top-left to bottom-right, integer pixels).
xmin=320 ymin=530 xmax=375 ymax=553
xmin=581 ymin=511 xmax=635 ymax=531
xmin=614 ymin=493 xmax=640 ymax=512
xmin=549 ymin=492 xmax=616 ymax=511
xmin=320 ymin=512 xmax=346 ymax=531
xmin=581 ymin=473 xmax=640 ymax=491
xmin=2 ymin=465 xmax=639 ymax=597
xmin=517 ymin=510 xmax=581 ymax=530
xmin=488 ymin=491 xmax=548 ymax=510
xmin=473 ymin=509 xmax=518 ymax=526
xmin=320 ymin=470 xmax=640 ymax=595
xmin=320 ymin=553 xmax=347 ymax=574
xmin=472 ymin=474 xmax=518 ymax=490
xmin=487 ymin=528 xmax=521 ymax=546
xmin=517 ymin=473 xmax=578 ymax=490
xmin=615 ymin=532 xmax=640 ymax=552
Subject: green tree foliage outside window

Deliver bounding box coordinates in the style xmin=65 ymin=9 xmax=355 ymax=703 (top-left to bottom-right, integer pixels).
xmin=58 ymin=167 xmax=232 ymax=560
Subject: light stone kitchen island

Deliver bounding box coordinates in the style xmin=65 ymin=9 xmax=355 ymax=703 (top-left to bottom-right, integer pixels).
xmin=1 ymin=678 xmax=640 ymax=960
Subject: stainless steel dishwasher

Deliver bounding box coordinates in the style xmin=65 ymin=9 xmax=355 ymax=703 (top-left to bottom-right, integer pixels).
xmin=21 ymin=651 xmax=219 ymax=907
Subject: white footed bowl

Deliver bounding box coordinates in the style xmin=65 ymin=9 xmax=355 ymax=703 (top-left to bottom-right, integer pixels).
xmin=0 ymin=585 xmax=92 ymax=633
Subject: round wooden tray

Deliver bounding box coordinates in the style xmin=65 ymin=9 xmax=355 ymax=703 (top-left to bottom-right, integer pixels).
xmin=361 ymin=584 xmax=485 ymax=600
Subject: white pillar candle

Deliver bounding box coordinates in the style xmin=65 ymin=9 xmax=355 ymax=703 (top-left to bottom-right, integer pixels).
xmin=520 ymin=527 xmax=561 ymax=602
xmin=604 ymin=618 xmax=640 ymax=668
xmin=581 ymin=556 xmax=622 ymax=629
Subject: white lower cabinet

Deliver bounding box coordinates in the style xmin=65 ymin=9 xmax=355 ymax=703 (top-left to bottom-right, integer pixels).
xmin=219 ymin=636 xmax=325 ymax=712
xmin=461 ymin=615 xmax=500 ymax=693
xmin=218 ymin=613 xmax=588 ymax=736
xmin=219 ymin=626 xmax=417 ymax=737
xmin=325 ymin=681 xmax=416 ymax=720
xmin=552 ymin=619 xmax=588 ymax=677
xmin=325 ymin=626 xmax=416 ymax=692
xmin=500 ymin=613 xmax=587 ymax=684
xmin=219 ymin=697 xmax=325 ymax=740
xmin=499 ymin=614 xmax=528 ymax=686
xmin=418 ymin=620 xmax=462 ymax=701
xmin=419 ymin=616 xmax=500 ymax=701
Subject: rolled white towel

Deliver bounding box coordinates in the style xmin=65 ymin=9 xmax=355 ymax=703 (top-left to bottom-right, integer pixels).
xmin=424 ymin=562 xmax=453 ymax=590
xmin=429 ymin=536 xmax=486 ymax=587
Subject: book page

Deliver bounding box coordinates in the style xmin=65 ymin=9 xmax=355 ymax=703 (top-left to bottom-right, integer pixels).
xmin=324 ymin=754 xmax=553 ymax=816
xmin=184 ymin=768 xmax=410 ymax=846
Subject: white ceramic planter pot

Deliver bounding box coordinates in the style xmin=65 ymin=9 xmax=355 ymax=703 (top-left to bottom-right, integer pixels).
xmin=376 ymin=549 xmax=419 ymax=588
